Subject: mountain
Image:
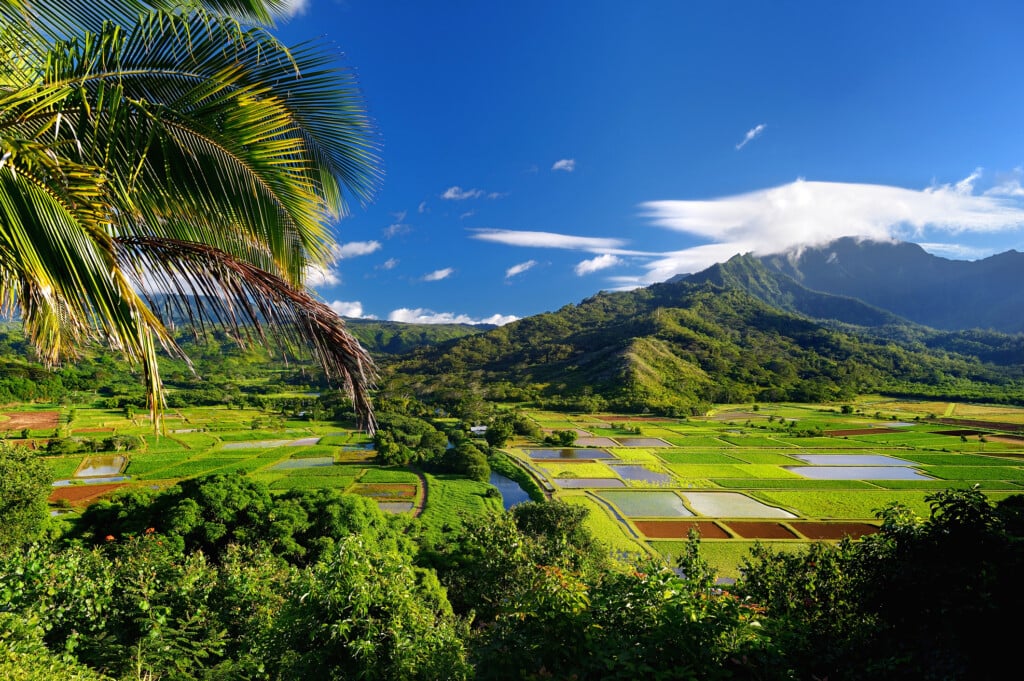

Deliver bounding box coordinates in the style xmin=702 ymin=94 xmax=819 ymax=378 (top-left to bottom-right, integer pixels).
xmin=343 ymin=319 xmax=490 ymax=355
xmin=758 ymin=238 xmax=1024 ymax=333
xmin=389 ymin=275 xmax=1024 ymax=414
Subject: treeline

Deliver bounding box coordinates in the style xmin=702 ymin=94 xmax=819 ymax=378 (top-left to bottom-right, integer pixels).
xmin=2 ymin=442 xmax=1022 ymax=680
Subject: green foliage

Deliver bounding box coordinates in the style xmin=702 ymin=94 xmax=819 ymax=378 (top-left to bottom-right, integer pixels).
xmin=735 ymin=486 xmax=1024 ymax=680
xmin=76 ymin=472 xmax=404 ymax=566
xmin=265 ymin=538 xmax=471 ymax=680
xmin=0 ymin=444 xmax=53 ymax=548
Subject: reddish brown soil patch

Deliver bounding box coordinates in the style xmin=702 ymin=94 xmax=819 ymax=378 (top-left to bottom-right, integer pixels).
xmin=49 ymin=483 xmax=127 ymax=507
xmin=634 ymin=520 xmax=730 ymax=539
xmin=724 ymin=522 xmax=800 ymax=539
xmin=825 ymin=428 xmax=899 ymax=436
xmin=789 ymin=522 xmax=879 ymax=540
xmin=1 ymin=411 xmax=59 ymax=430
xmin=934 ymin=417 xmax=1024 ymax=432
xmin=350 ymin=483 xmax=417 ymax=499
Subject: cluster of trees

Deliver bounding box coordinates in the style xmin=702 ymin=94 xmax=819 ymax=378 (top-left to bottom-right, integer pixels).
xmin=3 ymin=439 xmax=1021 ymax=680
xmin=372 ymin=412 xmax=490 ymax=482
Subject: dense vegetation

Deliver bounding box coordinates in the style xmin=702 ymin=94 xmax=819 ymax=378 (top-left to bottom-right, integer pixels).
xmin=388 ymin=276 xmax=1024 ymax=415
xmin=3 ymin=438 xmax=1021 ymax=680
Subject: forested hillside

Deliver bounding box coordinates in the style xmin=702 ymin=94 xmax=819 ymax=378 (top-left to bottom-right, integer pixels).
xmin=388 ymin=278 xmax=1024 ymax=414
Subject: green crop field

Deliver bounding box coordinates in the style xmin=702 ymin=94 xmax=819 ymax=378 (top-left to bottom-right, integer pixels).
xmin=17 ymin=396 xmax=1024 ymax=580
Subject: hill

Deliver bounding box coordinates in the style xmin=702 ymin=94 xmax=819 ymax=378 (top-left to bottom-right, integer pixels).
xmin=388 ymin=277 xmax=1024 ymax=414
xmin=343 ymin=319 xmax=489 ymax=355
xmin=758 ymin=237 xmax=1024 ymax=333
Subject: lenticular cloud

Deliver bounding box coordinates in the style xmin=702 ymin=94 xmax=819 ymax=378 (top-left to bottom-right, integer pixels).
xmin=636 ymin=177 xmax=1024 ymax=284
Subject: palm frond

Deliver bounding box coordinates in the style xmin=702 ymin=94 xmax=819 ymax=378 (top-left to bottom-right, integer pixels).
xmin=116 ymin=235 xmax=377 ymax=432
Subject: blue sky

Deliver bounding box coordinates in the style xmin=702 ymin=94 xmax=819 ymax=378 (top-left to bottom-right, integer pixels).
xmin=273 ymin=1 xmax=1024 ymax=325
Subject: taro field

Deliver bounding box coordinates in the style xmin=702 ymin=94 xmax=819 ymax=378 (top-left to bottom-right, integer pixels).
xmin=12 ymin=405 xmax=501 ymax=536
xmin=510 ymin=397 xmax=1024 ymax=578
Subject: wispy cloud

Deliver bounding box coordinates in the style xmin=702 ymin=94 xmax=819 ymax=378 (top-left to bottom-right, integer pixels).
xmin=388 ymin=308 xmax=518 ymax=325
xmin=418 ymin=201 xmax=428 ymax=213
xmin=460 ymin=210 xmax=475 ymax=220
xmin=471 ymin=228 xmax=633 ymax=254
xmin=917 ymin=242 xmax=995 ymax=260
xmin=334 ymin=240 xmax=381 ymax=259
xmin=552 ymin=158 xmax=576 ymax=172
xmin=281 ymin=0 xmax=309 ymax=17
xmin=442 ymin=186 xmax=484 ymax=200
xmin=735 ymin=123 xmax=767 ymax=150
xmin=384 ymin=223 xmax=410 ymax=238
xmin=574 ymin=254 xmax=622 ymax=276
xmin=422 ymin=267 xmax=454 ymax=282
xmin=329 ymin=300 xmax=375 ymax=319
xmin=505 ymin=260 xmax=537 ymax=279
xmin=377 ymin=258 xmax=399 ymax=271
xmin=638 ymin=173 xmax=1024 ymax=283
xmin=306 ymin=264 xmax=340 ymax=287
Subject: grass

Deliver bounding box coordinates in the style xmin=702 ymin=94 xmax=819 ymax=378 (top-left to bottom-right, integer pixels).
xmin=748 ymin=490 xmax=933 ymax=518
xmin=559 ymin=493 xmax=649 ymax=558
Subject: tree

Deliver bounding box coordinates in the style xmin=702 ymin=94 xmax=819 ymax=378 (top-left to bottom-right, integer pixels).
xmin=0 ymin=444 xmax=53 ymax=547
xmin=0 ymin=0 xmax=380 ymax=430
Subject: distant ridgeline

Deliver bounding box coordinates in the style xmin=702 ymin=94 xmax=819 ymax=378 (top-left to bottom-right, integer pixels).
xmin=386 ymin=239 xmax=1024 ymax=414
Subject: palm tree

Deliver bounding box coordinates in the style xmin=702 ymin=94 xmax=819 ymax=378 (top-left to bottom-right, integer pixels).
xmin=0 ymin=0 xmax=381 ymax=430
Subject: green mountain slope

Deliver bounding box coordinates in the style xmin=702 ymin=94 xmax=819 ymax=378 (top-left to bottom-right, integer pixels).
xmin=389 ymin=279 xmax=1024 ymax=414
xmin=343 ymin=319 xmax=489 ymax=355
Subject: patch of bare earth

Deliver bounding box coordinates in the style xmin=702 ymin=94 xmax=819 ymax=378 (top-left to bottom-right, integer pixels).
xmin=724 ymin=522 xmax=800 ymax=539
xmin=2 ymin=411 xmax=59 ymax=430
xmin=49 ymin=483 xmax=127 ymax=507
xmin=789 ymin=522 xmax=879 ymax=540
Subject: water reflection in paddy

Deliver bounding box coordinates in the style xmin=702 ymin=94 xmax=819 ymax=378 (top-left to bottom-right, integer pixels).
xmin=610 ymin=465 xmax=674 ymax=484
xmin=75 ymin=455 xmax=126 ymax=477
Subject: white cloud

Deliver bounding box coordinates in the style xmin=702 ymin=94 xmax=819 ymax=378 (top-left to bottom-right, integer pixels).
xmin=638 ymin=174 xmax=1024 ymax=283
xmin=735 ymin=123 xmax=767 ymax=150
xmin=986 ymin=180 xmax=1024 ymax=197
xmin=442 ymin=186 xmax=484 ymax=200
xmin=471 ymin=228 xmax=635 ymax=254
xmin=305 ymin=264 xmax=340 ymax=287
xmin=505 ymin=260 xmax=537 ymax=279
xmin=422 ymin=267 xmax=454 ymax=282
xmin=329 ymin=300 xmax=375 ymax=319
xmin=333 ymin=240 xmax=381 ymax=259
xmin=388 ymin=308 xmax=518 ymax=326
xmin=417 ymin=201 xmax=428 ymax=213
xmin=917 ymin=242 xmax=994 ymax=260
xmin=280 ymin=0 xmax=309 ymax=17
xmin=574 ymin=254 xmax=622 ymax=275
xmin=384 ymin=223 xmax=410 ymax=238
xmin=954 ymin=167 xmax=982 ymax=195
xmin=460 ymin=210 xmax=475 ymax=220
xmin=377 ymin=258 xmax=399 ymax=270
xmin=552 ymin=158 xmax=576 ymax=172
